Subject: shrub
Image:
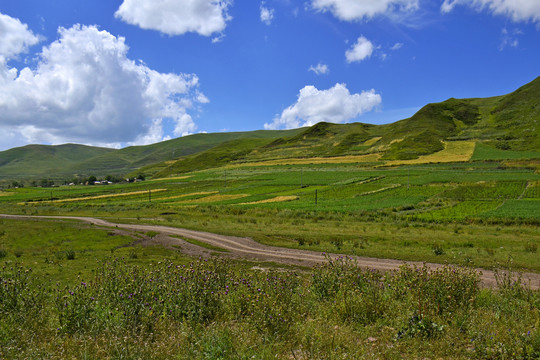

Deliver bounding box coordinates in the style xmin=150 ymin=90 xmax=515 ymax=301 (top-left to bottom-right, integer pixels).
xmin=391 ymin=264 xmax=480 ymax=317
xmin=432 ymin=245 xmax=445 ymax=256
xmin=66 ymin=250 xmax=76 ymax=260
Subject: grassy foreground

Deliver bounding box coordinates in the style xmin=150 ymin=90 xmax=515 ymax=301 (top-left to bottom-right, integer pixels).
xmin=1 ymin=158 xmax=538 ymax=358
xmin=1 ymin=255 xmax=538 ymax=359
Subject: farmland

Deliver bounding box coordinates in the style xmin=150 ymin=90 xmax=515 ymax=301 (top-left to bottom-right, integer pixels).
xmin=1 ymin=160 xmax=538 ymax=272
xmin=1 ymin=162 xmax=539 ymax=359
xmin=0 ymin=77 xmax=539 ymax=358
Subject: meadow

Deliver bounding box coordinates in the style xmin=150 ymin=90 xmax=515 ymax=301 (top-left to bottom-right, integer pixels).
xmin=0 ymin=159 xmax=539 ymax=358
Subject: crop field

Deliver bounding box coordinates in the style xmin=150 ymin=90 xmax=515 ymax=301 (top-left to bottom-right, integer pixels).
xmin=0 ymin=160 xmax=539 ymax=358
xmin=0 ymin=161 xmax=538 ymax=271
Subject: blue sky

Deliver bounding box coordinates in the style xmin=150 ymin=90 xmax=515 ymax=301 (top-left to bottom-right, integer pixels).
xmin=0 ymin=0 xmax=538 ymax=151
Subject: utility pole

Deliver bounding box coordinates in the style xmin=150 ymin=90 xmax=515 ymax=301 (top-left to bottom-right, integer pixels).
xmin=148 ymin=189 xmax=151 ymax=202
xmin=315 ymin=189 xmax=318 ymax=205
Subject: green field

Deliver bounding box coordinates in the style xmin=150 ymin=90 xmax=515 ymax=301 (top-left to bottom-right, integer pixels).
xmin=1 ymin=162 xmax=539 ymax=360
xmin=1 ymin=161 xmax=538 ymax=272
xmin=1 ymin=76 xmax=539 ymax=359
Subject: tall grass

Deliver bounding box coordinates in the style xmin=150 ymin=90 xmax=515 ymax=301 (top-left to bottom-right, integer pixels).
xmin=1 ymin=257 xmax=538 ymax=359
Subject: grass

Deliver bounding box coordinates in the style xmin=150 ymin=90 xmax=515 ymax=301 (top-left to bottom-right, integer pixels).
xmin=0 ymin=159 xmax=539 ymax=358
xmin=1 ymin=161 xmax=538 ymax=271
xmin=0 ymin=256 xmax=538 ymax=359
xmin=471 ymin=142 xmax=540 ymax=161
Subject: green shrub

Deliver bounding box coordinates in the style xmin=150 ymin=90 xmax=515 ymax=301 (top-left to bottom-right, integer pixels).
xmin=432 ymin=245 xmax=445 ymax=256
xmin=392 ymin=264 xmax=480 ymax=317
xmin=66 ymin=250 xmax=76 ymax=260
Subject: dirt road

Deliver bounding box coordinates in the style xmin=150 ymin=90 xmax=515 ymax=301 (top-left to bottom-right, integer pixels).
xmin=2 ymin=214 xmax=539 ymax=289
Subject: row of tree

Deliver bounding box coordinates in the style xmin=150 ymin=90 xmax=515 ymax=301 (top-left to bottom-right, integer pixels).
xmin=1 ymin=174 xmax=146 ymax=189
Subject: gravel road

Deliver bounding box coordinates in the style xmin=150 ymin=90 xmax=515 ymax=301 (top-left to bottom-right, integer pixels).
xmin=2 ymin=214 xmax=538 ymax=289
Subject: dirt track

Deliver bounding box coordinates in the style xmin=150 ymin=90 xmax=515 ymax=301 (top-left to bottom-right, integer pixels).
xmin=2 ymin=214 xmax=539 ymax=289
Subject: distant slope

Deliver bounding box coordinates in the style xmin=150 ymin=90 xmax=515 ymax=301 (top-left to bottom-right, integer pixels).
xmin=0 ymin=144 xmax=115 ymax=178
xmin=0 ymin=129 xmax=303 ymax=180
xmin=1 ymin=76 xmax=538 ymax=180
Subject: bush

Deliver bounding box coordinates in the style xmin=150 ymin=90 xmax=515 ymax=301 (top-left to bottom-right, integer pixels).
xmin=66 ymin=250 xmax=76 ymax=260
xmin=391 ymin=264 xmax=480 ymax=317
xmin=432 ymin=245 xmax=445 ymax=256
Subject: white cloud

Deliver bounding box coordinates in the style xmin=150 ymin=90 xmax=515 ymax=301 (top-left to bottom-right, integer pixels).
xmin=311 ymin=0 xmax=419 ymax=21
xmin=115 ymin=0 xmax=232 ymax=36
xmin=391 ymin=42 xmax=403 ymax=50
xmin=441 ymin=0 xmax=540 ymax=23
xmin=0 ymin=23 xmax=206 ymax=150
xmin=264 ymin=83 xmax=382 ymax=130
xmin=345 ymin=36 xmax=374 ymax=63
xmin=308 ymin=63 xmax=329 ymax=75
xmin=0 ymin=12 xmax=40 ymax=61
xmin=260 ymin=3 xmax=275 ymax=25
xmin=499 ymin=27 xmax=522 ymax=50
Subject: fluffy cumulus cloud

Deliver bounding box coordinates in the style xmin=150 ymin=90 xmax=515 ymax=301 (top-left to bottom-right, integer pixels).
xmin=0 ymin=20 xmax=207 ymax=149
xmin=115 ymin=0 xmax=232 ymax=36
xmin=260 ymin=2 xmax=275 ymax=25
xmin=0 ymin=13 xmax=40 ymax=61
xmin=311 ymin=0 xmax=419 ymax=21
xmin=308 ymin=63 xmax=329 ymax=75
xmin=441 ymin=0 xmax=540 ymax=23
xmin=345 ymin=36 xmax=374 ymax=63
xmin=264 ymin=83 xmax=381 ymax=130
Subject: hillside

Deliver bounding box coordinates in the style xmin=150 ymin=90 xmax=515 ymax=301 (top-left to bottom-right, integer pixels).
xmin=1 ymin=76 xmax=538 ymax=181
xmin=0 ymin=129 xmax=303 ymax=180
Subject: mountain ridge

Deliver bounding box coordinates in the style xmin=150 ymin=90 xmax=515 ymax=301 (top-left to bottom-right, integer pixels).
xmin=1 ymin=76 xmax=538 ymax=181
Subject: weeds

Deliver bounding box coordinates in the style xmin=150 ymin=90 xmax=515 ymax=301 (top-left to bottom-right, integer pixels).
xmin=0 ymin=257 xmax=538 ymax=359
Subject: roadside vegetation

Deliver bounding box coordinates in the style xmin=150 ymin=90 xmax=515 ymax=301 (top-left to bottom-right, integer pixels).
xmin=0 ymin=253 xmax=538 ymax=359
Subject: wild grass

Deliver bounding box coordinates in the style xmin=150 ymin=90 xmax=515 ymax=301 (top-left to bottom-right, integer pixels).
xmin=0 ymin=256 xmax=538 ymax=359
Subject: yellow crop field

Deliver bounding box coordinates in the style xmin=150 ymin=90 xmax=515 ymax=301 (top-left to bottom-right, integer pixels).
xmin=384 ymin=141 xmax=476 ymax=166
xmin=356 ymin=184 xmax=401 ymax=196
xmin=363 ymin=137 xmax=382 ymax=146
xmin=239 ymin=195 xmax=299 ymax=205
xmin=180 ymin=194 xmax=248 ymax=203
xmin=43 ymin=189 xmax=168 ymax=203
xmin=149 ymin=176 xmax=191 ymax=182
xmin=157 ymin=191 xmax=217 ymax=201
xmin=233 ymin=153 xmax=380 ymax=167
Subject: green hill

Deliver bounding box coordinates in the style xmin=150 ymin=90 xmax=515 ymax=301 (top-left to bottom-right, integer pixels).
xmin=1 ymin=76 xmax=538 ymax=181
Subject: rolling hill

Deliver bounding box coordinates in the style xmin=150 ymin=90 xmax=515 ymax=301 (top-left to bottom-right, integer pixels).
xmin=1 ymin=76 xmax=538 ymax=181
